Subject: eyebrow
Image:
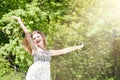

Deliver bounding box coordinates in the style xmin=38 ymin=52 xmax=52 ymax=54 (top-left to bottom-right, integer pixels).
xmin=33 ymin=35 xmax=40 ymax=38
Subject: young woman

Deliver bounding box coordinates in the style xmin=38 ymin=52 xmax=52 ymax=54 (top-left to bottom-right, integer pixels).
xmin=13 ymin=16 xmax=84 ymax=80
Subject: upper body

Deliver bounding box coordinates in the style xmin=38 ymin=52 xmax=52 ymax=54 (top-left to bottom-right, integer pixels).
xmin=13 ymin=16 xmax=85 ymax=57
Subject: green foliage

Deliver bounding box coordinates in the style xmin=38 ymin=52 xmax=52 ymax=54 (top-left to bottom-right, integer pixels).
xmin=1 ymin=0 xmax=120 ymax=80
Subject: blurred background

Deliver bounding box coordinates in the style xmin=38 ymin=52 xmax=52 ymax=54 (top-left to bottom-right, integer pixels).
xmin=0 ymin=0 xmax=120 ymax=80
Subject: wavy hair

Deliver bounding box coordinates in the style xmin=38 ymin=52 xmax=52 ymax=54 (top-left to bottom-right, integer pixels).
xmin=22 ymin=30 xmax=46 ymax=54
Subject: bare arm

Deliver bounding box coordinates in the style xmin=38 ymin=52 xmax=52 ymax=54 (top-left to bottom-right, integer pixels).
xmin=50 ymin=43 xmax=84 ymax=56
xmin=13 ymin=16 xmax=37 ymax=53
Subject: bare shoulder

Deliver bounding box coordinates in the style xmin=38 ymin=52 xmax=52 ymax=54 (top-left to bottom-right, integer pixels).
xmin=47 ymin=50 xmax=54 ymax=54
xmin=47 ymin=49 xmax=62 ymax=56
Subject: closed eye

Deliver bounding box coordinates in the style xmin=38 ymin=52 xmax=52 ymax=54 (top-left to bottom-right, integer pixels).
xmin=37 ymin=36 xmax=40 ymax=38
xmin=33 ymin=37 xmax=36 ymax=40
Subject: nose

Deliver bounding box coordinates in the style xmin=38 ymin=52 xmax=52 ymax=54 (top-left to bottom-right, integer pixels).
xmin=35 ymin=38 xmax=39 ymax=41
xmin=35 ymin=38 xmax=41 ymax=42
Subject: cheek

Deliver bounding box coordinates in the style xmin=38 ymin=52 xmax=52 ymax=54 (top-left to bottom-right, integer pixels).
xmin=33 ymin=40 xmax=36 ymax=43
xmin=41 ymin=40 xmax=44 ymax=45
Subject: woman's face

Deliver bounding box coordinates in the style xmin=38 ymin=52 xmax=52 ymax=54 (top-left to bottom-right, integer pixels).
xmin=32 ymin=33 xmax=44 ymax=48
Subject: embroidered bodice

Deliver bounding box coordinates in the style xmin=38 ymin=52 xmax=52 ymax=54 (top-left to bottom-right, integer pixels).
xmin=32 ymin=51 xmax=51 ymax=62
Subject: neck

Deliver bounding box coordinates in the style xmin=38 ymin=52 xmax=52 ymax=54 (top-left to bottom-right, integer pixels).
xmin=36 ymin=46 xmax=46 ymax=51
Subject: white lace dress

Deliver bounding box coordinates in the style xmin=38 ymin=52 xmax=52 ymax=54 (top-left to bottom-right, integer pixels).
xmin=26 ymin=51 xmax=51 ymax=80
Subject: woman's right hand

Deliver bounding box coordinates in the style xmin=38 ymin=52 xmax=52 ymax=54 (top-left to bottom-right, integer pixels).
xmin=13 ymin=16 xmax=21 ymax=21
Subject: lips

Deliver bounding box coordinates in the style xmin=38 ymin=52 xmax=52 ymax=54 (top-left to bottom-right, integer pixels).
xmin=36 ymin=40 xmax=41 ymax=43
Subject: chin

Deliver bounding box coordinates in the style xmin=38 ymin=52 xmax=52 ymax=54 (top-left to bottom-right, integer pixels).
xmin=36 ymin=44 xmax=40 ymax=47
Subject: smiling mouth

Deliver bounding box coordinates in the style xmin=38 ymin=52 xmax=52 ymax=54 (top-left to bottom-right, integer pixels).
xmin=36 ymin=40 xmax=41 ymax=43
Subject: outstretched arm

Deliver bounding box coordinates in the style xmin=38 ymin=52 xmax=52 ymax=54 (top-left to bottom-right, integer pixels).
xmin=13 ymin=16 xmax=37 ymax=53
xmin=50 ymin=43 xmax=84 ymax=56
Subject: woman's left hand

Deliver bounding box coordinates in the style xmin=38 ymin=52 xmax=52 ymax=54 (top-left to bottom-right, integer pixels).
xmin=79 ymin=42 xmax=85 ymax=49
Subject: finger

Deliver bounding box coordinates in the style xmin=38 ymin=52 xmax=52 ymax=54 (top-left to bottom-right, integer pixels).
xmin=13 ymin=16 xmax=18 ymax=19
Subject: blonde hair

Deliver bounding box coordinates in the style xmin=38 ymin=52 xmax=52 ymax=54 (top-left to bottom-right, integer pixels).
xmin=22 ymin=30 xmax=46 ymax=54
